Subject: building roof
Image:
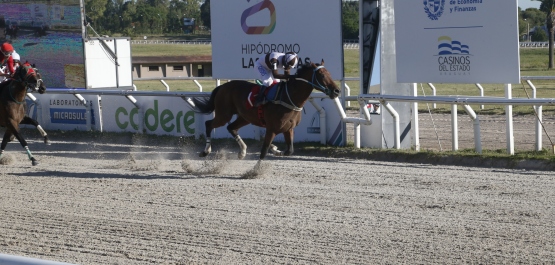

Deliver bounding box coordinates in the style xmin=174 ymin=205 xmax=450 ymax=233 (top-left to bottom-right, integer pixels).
xmin=132 ymin=55 xmax=212 ymax=64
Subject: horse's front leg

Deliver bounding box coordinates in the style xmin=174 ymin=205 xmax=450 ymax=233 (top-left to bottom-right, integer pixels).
xmin=21 ymin=116 xmax=49 ymax=145
xmin=260 ymin=131 xmax=277 ymax=160
xmin=227 ymin=118 xmax=250 ymax=159
xmin=0 ymin=130 xmax=12 ymax=160
xmin=9 ymin=123 xmax=39 ymax=166
xmin=282 ymin=129 xmax=294 ymax=156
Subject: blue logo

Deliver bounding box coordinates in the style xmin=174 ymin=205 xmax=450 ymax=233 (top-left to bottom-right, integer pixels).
xmin=438 ymin=36 xmax=470 ymax=55
xmin=307 ymin=111 xmax=320 ymax=134
xmin=423 ymin=0 xmax=445 ymax=20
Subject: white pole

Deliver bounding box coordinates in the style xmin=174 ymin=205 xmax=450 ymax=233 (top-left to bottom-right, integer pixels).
xmin=412 ymin=83 xmax=420 ymax=151
xmin=451 ymin=104 xmax=458 ymax=151
xmin=505 ymin=83 xmax=514 ymax=155
xmin=382 ymin=101 xmax=400 ymax=149
xmin=427 ymin=83 xmax=437 ymax=109
xmin=475 ymin=83 xmax=485 ymax=109
xmin=463 ymin=104 xmax=482 ymax=154
xmin=526 ymin=79 xmax=542 ymax=151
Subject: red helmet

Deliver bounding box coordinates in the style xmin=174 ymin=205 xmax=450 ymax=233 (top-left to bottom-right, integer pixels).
xmin=1 ymin=43 xmax=14 ymax=55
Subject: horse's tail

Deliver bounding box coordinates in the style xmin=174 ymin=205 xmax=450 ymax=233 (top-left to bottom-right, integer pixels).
xmin=191 ymin=85 xmax=221 ymax=114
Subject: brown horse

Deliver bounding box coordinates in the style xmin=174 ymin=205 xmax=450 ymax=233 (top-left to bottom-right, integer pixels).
xmin=0 ymin=64 xmax=46 ymax=166
xmin=192 ymin=60 xmax=340 ymax=160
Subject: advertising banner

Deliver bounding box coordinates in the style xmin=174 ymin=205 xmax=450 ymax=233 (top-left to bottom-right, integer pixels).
xmin=28 ymin=94 xmax=100 ymax=131
xmin=100 ymin=95 xmax=344 ymax=145
xmin=211 ymin=0 xmax=343 ymax=80
xmin=394 ymin=0 xmax=520 ymax=84
xmin=0 ymin=0 xmax=85 ymax=88
xmin=101 ymin=96 xmax=198 ymax=136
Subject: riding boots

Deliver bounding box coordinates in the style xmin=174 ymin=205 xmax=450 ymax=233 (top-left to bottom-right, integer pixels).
xmin=254 ymin=86 xmax=267 ymax=107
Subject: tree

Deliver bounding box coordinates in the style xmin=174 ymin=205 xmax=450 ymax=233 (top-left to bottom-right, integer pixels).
xmin=342 ymin=2 xmax=358 ymax=40
xmin=200 ymin=0 xmax=210 ymax=30
xmin=532 ymin=26 xmax=548 ymax=41
xmin=85 ymin=0 xmax=109 ymax=31
xmin=539 ymin=0 xmax=555 ymax=68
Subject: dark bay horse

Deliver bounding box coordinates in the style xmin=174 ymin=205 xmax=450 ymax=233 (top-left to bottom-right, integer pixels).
xmin=0 ymin=64 xmax=46 ymax=166
xmin=192 ymin=60 xmax=340 ymax=160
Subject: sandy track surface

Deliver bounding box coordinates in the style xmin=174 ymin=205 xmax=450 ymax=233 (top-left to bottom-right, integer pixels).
xmin=0 ymin=127 xmax=555 ymax=264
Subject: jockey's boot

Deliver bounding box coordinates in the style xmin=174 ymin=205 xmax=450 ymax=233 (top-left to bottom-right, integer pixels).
xmin=254 ymin=86 xmax=267 ymax=107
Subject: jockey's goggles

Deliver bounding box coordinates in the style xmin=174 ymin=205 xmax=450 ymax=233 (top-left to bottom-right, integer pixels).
xmin=2 ymin=50 xmax=12 ymax=56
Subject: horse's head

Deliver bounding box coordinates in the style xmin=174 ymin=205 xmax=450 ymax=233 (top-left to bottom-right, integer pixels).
xmin=14 ymin=63 xmax=46 ymax=94
xmin=295 ymin=59 xmax=340 ymax=99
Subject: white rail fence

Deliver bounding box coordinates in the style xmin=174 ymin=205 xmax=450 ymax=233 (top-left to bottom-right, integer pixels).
xmin=27 ymin=76 xmax=555 ymax=155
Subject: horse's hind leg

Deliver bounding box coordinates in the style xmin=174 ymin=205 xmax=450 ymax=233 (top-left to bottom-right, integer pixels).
xmin=200 ymin=119 xmax=214 ymax=157
xmin=227 ymin=117 xmax=250 ymax=159
xmin=268 ymin=129 xmax=294 ymax=156
xmin=20 ymin=116 xmax=49 ymax=145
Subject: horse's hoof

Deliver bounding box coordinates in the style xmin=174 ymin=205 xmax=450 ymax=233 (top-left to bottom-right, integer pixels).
xmin=238 ymin=151 xmax=246 ymax=160
xmin=199 ymin=151 xmax=209 ymax=157
xmin=31 ymin=159 xmax=39 ymax=166
xmin=44 ymin=137 xmax=51 ymax=145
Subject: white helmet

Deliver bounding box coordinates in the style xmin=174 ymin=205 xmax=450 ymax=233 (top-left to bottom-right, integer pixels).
xmin=11 ymin=50 xmax=20 ymax=62
xmin=284 ymin=52 xmax=298 ymax=68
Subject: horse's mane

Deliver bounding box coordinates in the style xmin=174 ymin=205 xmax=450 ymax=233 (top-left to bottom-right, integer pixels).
xmin=296 ymin=61 xmax=320 ymax=77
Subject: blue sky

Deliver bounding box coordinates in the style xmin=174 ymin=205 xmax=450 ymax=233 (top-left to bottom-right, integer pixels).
xmin=520 ymin=0 xmax=541 ymax=10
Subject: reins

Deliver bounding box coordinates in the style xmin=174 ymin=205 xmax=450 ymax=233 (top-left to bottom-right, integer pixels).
xmin=293 ymin=65 xmax=331 ymax=96
xmin=272 ymin=82 xmax=302 ymax=111
xmin=268 ymin=65 xmax=330 ymax=112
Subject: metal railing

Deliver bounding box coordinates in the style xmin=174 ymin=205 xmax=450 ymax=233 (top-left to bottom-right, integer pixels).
xmin=130 ymin=39 xmax=362 ymax=49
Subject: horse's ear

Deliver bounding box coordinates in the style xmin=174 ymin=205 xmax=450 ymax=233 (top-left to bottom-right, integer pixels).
xmin=321 ymin=59 xmax=325 ymax=65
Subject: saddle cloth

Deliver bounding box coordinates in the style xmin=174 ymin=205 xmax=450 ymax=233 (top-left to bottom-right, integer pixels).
xmin=246 ymin=82 xmax=279 ymax=109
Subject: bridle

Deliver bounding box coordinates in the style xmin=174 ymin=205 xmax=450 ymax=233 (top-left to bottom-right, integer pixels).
xmin=8 ymin=65 xmax=41 ymax=104
xmin=293 ymin=65 xmax=333 ymax=96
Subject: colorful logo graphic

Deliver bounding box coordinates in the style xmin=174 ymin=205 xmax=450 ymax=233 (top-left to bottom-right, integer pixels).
xmin=438 ymin=36 xmax=470 ymax=55
xmin=423 ymin=0 xmax=445 ymax=20
xmin=241 ymin=0 xmax=276 ymax=34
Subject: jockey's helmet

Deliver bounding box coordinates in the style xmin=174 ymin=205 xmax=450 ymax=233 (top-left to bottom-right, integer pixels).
xmin=1 ymin=43 xmax=14 ymax=56
xmin=284 ymin=52 xmax=298 ymax=68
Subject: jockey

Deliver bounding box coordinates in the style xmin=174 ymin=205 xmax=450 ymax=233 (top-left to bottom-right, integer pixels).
xmin=0 ymin=43 xmax=15 ymax=80
xmin=253 ymin=51 xmax=299 ymax=107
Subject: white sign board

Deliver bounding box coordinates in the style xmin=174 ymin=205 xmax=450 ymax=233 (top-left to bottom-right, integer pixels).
xmin=26 ymin=94 xmax=101 ymax=131
xmin=84 ymin=37 xmax=133 ymax=89
xmin=394 ymin=0 xmax=520 ymax=84
xmin=211 ymin=0 xmax=343 ymax=80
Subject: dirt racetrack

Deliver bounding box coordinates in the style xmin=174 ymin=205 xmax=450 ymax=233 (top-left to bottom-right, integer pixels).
xmin=1 ymin=113 xmax=555 ymax=264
